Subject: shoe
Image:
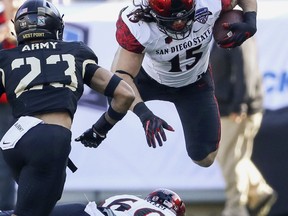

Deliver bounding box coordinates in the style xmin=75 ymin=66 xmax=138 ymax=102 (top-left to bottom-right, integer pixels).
xmin=247 ymin=191 xmax=277 ymax=216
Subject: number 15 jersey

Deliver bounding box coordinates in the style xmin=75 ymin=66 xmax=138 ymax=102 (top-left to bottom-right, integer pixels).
xmin=116 ymin=0 xmax=222 ymax=87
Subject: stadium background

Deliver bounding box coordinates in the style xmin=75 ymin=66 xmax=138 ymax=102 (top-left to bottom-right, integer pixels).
xmin=48 ymin=1 xmax=287 ymax=215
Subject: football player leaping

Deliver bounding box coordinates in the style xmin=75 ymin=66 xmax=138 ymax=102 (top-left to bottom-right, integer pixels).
xmin=101 ymin=0 xmax=257 ymax=168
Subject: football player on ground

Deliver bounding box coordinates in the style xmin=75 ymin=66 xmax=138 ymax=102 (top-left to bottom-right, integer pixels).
xmin=0 ymin=0 xmax=134 ymax=215
xmin=100 ymin=0 xmax=257 ymax=168
xmin=0 ymin=188 xmax=186 ymax=216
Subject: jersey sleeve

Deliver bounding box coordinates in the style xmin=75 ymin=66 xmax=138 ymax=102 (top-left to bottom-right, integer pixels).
xmin=116 ymin=9 xmax=145 ymax=54
xmin=77 ymin=42 xmax=101 ymax=86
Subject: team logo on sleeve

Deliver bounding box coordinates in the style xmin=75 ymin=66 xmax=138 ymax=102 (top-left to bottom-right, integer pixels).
xmin=194 ymin=8 xmax=212 ymax=24
xmin=127 ymin=9 xmax=141 ymax=23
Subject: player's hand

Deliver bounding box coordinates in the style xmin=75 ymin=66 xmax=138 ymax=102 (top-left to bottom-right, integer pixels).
xmin=218 ymin=11 xmax=256 ymax=48
xmin=75 ymin=126 xmax=106 ymax=148
xmin=133 ymin=102 xmax=174 ymax=148
xmin=229 ymin=112 xmax=247 ymax=124
xmin=142 ymin=115 xmax=174 ymax=148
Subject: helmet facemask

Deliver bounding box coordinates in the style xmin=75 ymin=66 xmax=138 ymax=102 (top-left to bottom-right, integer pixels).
xmin=149 ymin=0 xmax=195 ymax=40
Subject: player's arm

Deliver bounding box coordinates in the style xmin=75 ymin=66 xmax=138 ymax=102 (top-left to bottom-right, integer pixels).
xmin=218 ymin=0 xmax=257 ymax=48
xmin=112 ymin=47 xmax=174 ymax=148
xmin=113 ymin=44 xmax=176 ymax=148
xmin=75 ymin=67 xmax=135 ymax=148
xmin=221 ymin=0 xmax=257 ymax=13
xmin=237 ymin=0 xmax=257 ymax=13
xmin=111 ymin=13 xmax=146 ymax=110
xmin=111 ymin=12 xmax=174 ymax=148
xmin=89 ymin=66 xmax=135 ymax=123
xmin=111 ymin=47 xmax=174 ymax=149
xmin=111 ymin=46 xmax=144 ymax=109
xmin=112 ymin=13 xmax=175 ymax=146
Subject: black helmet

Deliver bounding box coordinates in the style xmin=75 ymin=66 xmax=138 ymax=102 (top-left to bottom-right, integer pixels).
xmin=14 ymin=0 xmax=64 ymax=44
xmin=145 ymin=188 xmax=186 ymax=216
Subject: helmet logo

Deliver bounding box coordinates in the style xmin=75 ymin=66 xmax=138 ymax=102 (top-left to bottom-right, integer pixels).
xmin=19 ymin=8 xmax=28 ymax=16
xmin=37 ymin=16 xmax=45 ymax=26
xmin=151 ymin=196 xmax=159 ymax=202
xmin=19 ymin=20 xmax=27 ymax=29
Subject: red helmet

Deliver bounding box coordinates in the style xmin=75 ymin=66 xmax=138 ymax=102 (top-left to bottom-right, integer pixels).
xmin=145 ymin=188 xmax=186 ymax=216
xmin=148 ymin=0 xmax=195 ymax=39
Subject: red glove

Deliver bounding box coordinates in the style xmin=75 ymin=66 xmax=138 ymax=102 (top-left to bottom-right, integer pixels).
xmin=133 ymin=102 xmax=174 ymax=148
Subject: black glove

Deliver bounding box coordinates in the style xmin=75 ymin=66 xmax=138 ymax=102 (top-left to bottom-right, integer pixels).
xmin=218 ymin=11 xmax=257 ymax=48
xmin=75 ymin=113 xmax=113 ymax=148
xmin=75 ymin=126 xmax=106 ymax=148
xmin=133 ymin=102 xmax=174 ymax=148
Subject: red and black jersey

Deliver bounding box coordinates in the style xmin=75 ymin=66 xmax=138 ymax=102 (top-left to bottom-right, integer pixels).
xmin=0 ymin=39 xmax=100 ymax=119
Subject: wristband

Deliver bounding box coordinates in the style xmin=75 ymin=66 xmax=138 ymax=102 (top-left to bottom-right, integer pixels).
xmin=108 ymin=106 xmax=126 ymax=121
xmin=93 ymin=113 xmax=114 ymax=135
xmin=244 ymin=11 xmax=257 ymax=30
xmin=133 ymin=102 xmax=153 ymax=122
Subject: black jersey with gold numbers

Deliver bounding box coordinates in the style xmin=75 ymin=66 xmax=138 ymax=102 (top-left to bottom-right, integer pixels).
xmin=0 ymin=40 xmax=100 ymax=119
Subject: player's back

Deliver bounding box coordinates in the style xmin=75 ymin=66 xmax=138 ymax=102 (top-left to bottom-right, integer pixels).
xmin=0 ymin=39 xmax=98 ymax=119
xmin=101 ymin=194 xmax=175 ymax=216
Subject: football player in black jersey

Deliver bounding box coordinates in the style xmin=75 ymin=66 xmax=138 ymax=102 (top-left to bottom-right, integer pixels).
xmin=0 ymin=0 xmax=134 ymax=215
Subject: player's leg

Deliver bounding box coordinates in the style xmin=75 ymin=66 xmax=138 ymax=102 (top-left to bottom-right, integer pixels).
xmin=244 ymin=113 xmax=276 ymax=215
xmin=4 ymin=124 xmax=71 ymax=216
xmin=135 ymin=68 xmax=221 ymax=167
xmin=217 ymin=116 xmax=249 ymax=216
xmin=0 ymin=103 xmax=16 ymax=210
xmin=174 ymin=71 xmax=221 ymax=167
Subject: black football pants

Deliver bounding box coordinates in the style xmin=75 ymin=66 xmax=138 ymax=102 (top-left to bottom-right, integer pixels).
xmin=1 ymin=124 xmax=71 ymax=216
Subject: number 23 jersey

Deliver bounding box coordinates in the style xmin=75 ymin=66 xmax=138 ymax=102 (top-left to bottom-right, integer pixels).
xmin=0 ymin=40 xmax=100 ymax=119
